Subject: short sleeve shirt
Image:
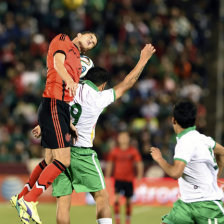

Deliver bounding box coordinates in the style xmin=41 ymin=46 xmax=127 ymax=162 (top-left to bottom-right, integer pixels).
xmin=108 ymin=147 xmax=142 ymax=182
xmin=70 ymin=80 xmax=116 ymax=147
xmin=43 ymin=34 xmax=81 ymax=102
xmin=174 ymin=126 xmax=222 ymax=202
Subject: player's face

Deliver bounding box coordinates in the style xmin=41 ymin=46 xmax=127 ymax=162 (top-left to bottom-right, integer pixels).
xmin=78 ymin=33 xmax=97 ymax=53
xmin=118 ymin=132 xmax=130 ymax=149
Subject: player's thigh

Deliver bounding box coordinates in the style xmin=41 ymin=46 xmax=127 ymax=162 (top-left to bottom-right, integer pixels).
xmin=69 ymin=147 xmax=105 ymax=193
xmin=38 ymin=98 xmax=71 ymax=150
xmin=162 ymin=200 xmax=194 ymax=224
xmin=123 ymin=181 xmax=133 ymax=198
xmin=44 ymin=148 xmax=53 ymax=164
xmin=52 ymin=168 xmax=73 ymax=197
xmin=192 ymin=200 xmax=224 ymax=224
xmin=114 ymin=180 xmax=124 ymax=194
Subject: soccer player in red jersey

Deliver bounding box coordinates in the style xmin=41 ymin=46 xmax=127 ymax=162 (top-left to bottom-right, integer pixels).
xmin=10 ymin=32 xmax=97 ymax=224
xmin=106 ymin=131 xmax=144 ymax=224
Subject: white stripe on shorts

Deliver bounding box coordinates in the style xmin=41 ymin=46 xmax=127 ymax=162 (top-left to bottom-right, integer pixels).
xmin=92 ymin=154 xmax=105 ymax=189
xmin=208 ymin=218 xmax=218 ymax=224
xmin=213 ymin=200 xmax=224 ymax=214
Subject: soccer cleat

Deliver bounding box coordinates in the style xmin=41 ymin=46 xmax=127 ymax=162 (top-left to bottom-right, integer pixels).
xmin=18 ymin=197 xmax=42 ymax=224
xmin=20 ymin=209 xmax=30 ymax=224
xmin=10 ymin=194 xmax=30 ymax=224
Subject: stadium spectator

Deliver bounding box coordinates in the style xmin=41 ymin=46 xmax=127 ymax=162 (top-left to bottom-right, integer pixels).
xmin=0 ymin=0 xmax=220 ymax=175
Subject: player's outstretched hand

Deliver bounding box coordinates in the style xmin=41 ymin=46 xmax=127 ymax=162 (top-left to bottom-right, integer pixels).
xmin=150 ymin=147 xmax=162 ymax=162
xmin=140 ymin=44 xmax=156 ymax=61
xmin=66 ymin=80 xmax=78 ymax=97
xmin=32 ymin=125 xmax=41 ymax=138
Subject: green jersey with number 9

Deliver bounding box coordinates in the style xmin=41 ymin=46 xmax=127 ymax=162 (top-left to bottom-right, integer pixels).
xmin=69 ymin=80 xmax=116 ymax=147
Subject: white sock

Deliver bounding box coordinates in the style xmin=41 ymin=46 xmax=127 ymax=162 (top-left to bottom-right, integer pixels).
xmin=96 ymin=218 xmax=112 ymax=224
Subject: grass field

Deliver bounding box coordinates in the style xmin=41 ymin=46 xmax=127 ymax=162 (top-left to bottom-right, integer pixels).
xmin=0 ymin=203 xmax=171 ymax=224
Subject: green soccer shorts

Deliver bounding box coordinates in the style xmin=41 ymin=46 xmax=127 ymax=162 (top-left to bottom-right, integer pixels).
xmin=52 ymin=147 xmax=106 ymax=197
xmin=162 ymin=199 xmax=224 ymax=224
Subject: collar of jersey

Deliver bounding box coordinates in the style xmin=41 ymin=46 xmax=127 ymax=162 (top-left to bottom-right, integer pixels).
xmin=177 ymin=126 xmax=196 ymax=139
xmin=82 ymin=80 xmax=99 ymax=92
xmin=73 ymin=43 xmax=80 ymax=52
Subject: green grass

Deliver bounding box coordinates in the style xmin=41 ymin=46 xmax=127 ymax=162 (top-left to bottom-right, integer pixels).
xmin=0 ymin=202 xmax=171 ymax=224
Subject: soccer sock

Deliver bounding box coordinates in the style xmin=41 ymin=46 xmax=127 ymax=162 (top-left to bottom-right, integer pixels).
xmin=96 ymin=218 xmax=112 ymax=224
xmin=24 ymin=159 xmax=66 ymax=202
xmin=114 ymin=201 xmax=120 ymax=224
xmin=125 ymin=203 xmax=132 ymax=224
xmin=18 ymin=159 xmax=47 ymax=199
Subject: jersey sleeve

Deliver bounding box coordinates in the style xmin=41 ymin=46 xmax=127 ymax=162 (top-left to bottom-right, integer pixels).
xmin=174 ymin=138 xmax=195 ymax=164
xmin=50 ymin=34 xmax=69 ymax=57
xmin=95 ymin=88 xmax=116 ymax=110
xmin=206 ymin=136 xmax=216 ymax=150
xmin=133 ymin=148 xmax=142 ymax=162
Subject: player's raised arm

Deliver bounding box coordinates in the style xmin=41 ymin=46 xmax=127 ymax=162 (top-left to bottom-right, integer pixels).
xmin=113 ymin=44 xmax=156 ymax=100
xmin=54 ymin=52 xmax=78 ymax=97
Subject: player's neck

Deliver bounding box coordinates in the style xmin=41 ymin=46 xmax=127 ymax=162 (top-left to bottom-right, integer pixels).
xmin=119 ymin=145 xmax=129 ymax=150
xmin=175 ymin=125 xmax=185 ymax=135
xmin=72 ymin=38 xmax=81 ymax=52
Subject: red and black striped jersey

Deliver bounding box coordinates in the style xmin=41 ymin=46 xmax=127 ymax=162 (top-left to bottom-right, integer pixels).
xmin=43 ymin=34 xmax=81 ymax=102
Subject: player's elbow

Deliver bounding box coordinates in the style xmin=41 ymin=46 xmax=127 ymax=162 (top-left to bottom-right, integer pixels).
xmin=170 ymin=171 xmax=182 ymax=180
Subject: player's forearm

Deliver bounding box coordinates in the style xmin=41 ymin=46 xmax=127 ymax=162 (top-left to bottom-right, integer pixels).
xmin=105 ymin=162 xmax=113 ymax=177
xmin=54 ymin=59 xmax=74 ymax=84
xmin=114 ymin=58 xmax=148 ymax=99
xmin=123 ymin=58 xmax=148 ymax=90
xmin=136 ymin=161 xmax=144 ymax=179
xmin=156 ymin=158 xmax=181 ymax=179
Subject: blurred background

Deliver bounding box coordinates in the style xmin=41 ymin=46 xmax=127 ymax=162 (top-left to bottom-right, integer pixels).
xmin=0 ymin=0 xmax=224 ymax=222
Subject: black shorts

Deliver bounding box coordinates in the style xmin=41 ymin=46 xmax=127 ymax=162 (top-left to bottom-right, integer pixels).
xmin=38 ymin=97 xmax=71 ymax=149
xmin=115 ymin=180 xmax=133 ymax=198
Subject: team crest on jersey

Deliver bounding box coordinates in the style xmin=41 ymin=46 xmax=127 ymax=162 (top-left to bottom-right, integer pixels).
xmin=65 ymin=133 xmax=71 ymax=142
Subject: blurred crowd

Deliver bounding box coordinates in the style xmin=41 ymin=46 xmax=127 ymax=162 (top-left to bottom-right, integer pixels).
xmin=0 ymin=0 xmax=219 ymax=172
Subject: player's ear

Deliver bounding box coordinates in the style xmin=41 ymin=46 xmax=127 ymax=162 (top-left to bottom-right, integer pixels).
xmin=77 ymin=33 xmax=82 ymax=38
xmin=172 ymin=117 xmax=176 ymax=124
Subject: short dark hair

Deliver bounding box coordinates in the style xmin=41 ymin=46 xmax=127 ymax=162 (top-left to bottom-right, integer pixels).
xmin=84 ymin=66 xmax=109 ymax=86
xmin=173 ymin=101 xmax=197 ymax=128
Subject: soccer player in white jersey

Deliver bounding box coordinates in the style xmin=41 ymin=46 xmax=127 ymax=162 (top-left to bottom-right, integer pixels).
xmin=28 ymin=44 xmax=155 ymax=224
xmin=150 ymin=101 xmax=224 ymax=224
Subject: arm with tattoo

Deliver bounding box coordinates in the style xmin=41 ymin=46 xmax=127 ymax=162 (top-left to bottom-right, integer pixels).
xmin=114 ymin=44 xmax=156 ymax=100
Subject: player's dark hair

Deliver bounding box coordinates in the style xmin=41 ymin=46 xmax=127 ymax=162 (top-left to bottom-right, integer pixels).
xmin=173 ymin=101 xmax=197 ymax=128
xmin=84 ymin=66 xmax=109 ymax=86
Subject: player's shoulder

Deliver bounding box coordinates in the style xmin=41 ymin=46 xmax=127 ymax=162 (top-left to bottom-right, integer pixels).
xmin=129 ymin=146 xmax=139 ymax=152
xmin=52 ymin=33 xmax=70 ymax=43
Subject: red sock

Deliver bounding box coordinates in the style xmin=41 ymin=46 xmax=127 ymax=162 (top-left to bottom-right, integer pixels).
xmin=24 ymin=159 xmax=66 ymax=202
xmin=114 ymin=201 xmax=120 ymax=224
xmin=125 ymin=203 xmax=132 ymax=224
xmin=18 ymin=160 xmax=47 ymax=199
